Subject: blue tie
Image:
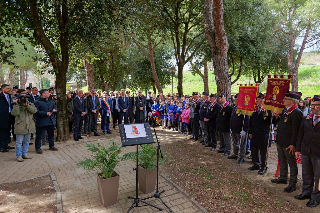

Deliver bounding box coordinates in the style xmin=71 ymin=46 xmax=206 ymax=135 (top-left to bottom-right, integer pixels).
xmin=6 ymin=95 xmax=11 ymax=112
xmin=93 ymin=97 xmax=95 ymax=109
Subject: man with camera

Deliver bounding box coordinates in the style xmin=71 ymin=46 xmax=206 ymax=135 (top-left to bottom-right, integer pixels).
xmin=11 ymin=89 xmax=37 ymax=161
xmin=34 ymin=89 xmax=58 ymax=154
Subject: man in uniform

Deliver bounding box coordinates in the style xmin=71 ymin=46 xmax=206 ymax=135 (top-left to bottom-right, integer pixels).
xmin=271 ymin=91 xmax=303 ymax=193
xmin=204 ymin=94 xmax=220 ymax=151
xmin=135 ymin=90 xmax=146 ymax=123
xmin=216 ymin=92 xmax=233 ymax=156
xmin=295 ymin=95 xmax=320 ymax=208
xmin=199 ymin=92 xmax=210 ymax=146
xmin=228 ymin=94 xmax=250 ymax=163
xmin=190 ymin=92 xmax=201 ymax=141
xmin=248 ymin=93 xmax=272 ymax=173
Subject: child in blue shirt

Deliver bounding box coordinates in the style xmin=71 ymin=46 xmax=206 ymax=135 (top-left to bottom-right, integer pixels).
xmin=176 ymin=101 xmax=185 ymax=132
xmin=167 ymin=99 xmax=177 ymax=131
xmin=151 ymin=99 xmax=160 ymax=125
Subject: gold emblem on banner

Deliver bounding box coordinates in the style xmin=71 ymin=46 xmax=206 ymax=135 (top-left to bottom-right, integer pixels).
xmin=211 ymin=108 xmax=213 ymax=111
xmin=223 ymin=112 xmax=225 ymax=116
xmin=272 ymin=86 xmax=280 ymax=100
xmin=284 ymin=117 xmax=288 ymax=123
xmin=244 ymin=95 xmax=250 ymax=105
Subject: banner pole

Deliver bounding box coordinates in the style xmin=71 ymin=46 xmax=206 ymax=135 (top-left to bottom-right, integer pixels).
xmin=264 ymin=116 xmax=273 ymax=174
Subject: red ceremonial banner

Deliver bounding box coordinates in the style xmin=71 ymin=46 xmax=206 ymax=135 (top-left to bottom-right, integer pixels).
xmin=236 ymin=86 xmax=259 ymax=116
xmin=264 ymin=76 xmax=291 ymax=113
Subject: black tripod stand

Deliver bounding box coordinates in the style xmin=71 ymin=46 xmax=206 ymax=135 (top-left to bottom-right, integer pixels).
xmin=141 ymin=126 xmax=173 ymax=212
xmin=127 ymin=145 xmax=163 ymax=212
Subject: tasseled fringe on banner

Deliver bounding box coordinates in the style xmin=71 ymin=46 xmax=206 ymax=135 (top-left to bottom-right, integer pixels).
xmin=236 ymin=109 xmax=254 ymax=116
xmin=268 ymin=75 xmax=293 ymax=79
xmin=263 ymin=105 xmax=284 ymax=114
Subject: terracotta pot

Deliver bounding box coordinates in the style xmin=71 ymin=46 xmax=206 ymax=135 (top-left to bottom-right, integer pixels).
xmin=138 ymin=166 xmax=157 ymax=194
xmin=97 ymin=172 xmax=120 ymax=208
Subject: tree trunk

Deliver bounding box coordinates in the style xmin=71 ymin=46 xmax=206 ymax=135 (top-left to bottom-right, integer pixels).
xmin=177 ymin=63 xmax=183 ymax=96
xmin=20 ymin=68 xmax=25 ymax=89
xmin=104 ymin=81 xmax=109 ymax=93
xmin=204 ymin=0 xmax=230 ymax=100
xmin=148 ymin=36 xmax=163 ymax=94
xmin=0 ymin=64 xmax=4 ymax=85
xmin=9 ymin=68 xmax=14 ymax=86
xmin=203 ymin=61 xmax=209 ymax=93
xmin=84 ymin=59 xmax=95 ymax=92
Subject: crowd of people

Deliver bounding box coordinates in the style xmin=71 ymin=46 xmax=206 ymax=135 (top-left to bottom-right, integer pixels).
xmin=0 ymin=83 xmax=319 ymax=208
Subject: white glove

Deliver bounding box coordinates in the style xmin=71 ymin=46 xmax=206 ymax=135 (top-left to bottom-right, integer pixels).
xmin=240 ymin=130 xmax=246 ymax=137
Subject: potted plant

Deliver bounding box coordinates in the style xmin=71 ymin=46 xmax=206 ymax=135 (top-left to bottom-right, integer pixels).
xmin=122 ymin=143 xmax=167 ymax=194
xmin=78 ymin=141 xmax=121 ymax=208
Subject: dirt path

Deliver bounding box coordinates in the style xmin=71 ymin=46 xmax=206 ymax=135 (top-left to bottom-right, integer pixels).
xmin=156 ymin=127 xmax=318 ymax=213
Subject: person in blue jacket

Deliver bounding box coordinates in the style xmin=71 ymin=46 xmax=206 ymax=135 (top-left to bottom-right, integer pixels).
xmin=159 ymin=99 xmax=167 ymax=129
xmin=176 ymin=101 xmax=185 ymax=132
xmin=151 ymin=99 xmax=160 ymax=126
xmin=167 ymin=99 xmax=177 ymax=131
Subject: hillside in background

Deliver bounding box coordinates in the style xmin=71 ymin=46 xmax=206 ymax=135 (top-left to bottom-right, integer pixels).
xmin=163 ymin=65 xmax=320 ymax=99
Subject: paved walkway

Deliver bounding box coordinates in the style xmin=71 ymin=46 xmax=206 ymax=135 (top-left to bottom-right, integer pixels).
xmin=0 ymin=130 xmax=203 ymax=213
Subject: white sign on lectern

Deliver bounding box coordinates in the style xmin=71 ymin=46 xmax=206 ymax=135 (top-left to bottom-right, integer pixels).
xmin=124 ymin=124 xmax=147 ymax=139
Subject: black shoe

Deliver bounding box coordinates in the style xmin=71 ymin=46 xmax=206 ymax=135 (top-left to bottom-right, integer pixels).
xmin=78 ymin=136 xmax=84 ymax=139
xmin=216 ymin=148 xmax=225 ymax=153
xmin=284 ymin=184 xmax=296 ymax=193
xmin=102 ymin=132 xmax=106 ymax=135
xmin=248 ymin=165 xmax=260 ymax=171
xmin=204 ymin=144 xmax=211 ymax=147
xmin=294 ymin=194 xmax=311 ymax=200
xmin=107 ymin=131 xmax=112 ymax=134
xmin=189 ymin=136 xmax=194 ymax=140
xmin=200 ymin=140 xmax=204 ymax=143
xmin=74 ymin=138 xmax=79 ymax=141
xmin=210 ymin=147 xmax=216 ymax=151
xmin=245 ymin=151 xmax=250 ymax=155
xmin=36 ymin=149 xmax=43 ymax=154
xmin=0 ymin=148 xmax=9 ymax=152
xmin=224 ymin=151 xmax=231 ymax=156
xmin=306 ymin=199 xmax=319 ymax=208
xmin=193 ymin=138 xmax=198 ymax=141
xmin=94 ymin=133 xmax=100 ymax=136
xmin=238 ymin=158 xmax=244 ymax=164
xmin=258 ymin=168 xmax=265 ymax=175
xmin=49 ymin=147 xmax=58 ymax=151
xmin=227 ymin=154 xmax=238 ymax=159
xmin=271 ymin=178 xmax=287 ymax=184
xmin=248 ymin=155 xmax=252 ymax=159
xmin=5 ymin=146 xmax=15 ymax=150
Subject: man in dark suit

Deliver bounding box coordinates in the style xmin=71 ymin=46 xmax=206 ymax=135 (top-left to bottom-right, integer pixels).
xmin=248 ymin=93 xmax=272 ymax=173
xmin=86 ymin=89 xmax=100 ymax=136
xmin=229 ymin=93 xmax=250 ymax=163
xmin=271 ymin=91 xmax=303 ymax=193
xmin=135 ymin=90 xmax=146 ymax=123
xmin=295 ymin=95 xmax=320 ymax=208
xmin=118 ymin=90 xmax=129 ymax=124
xmin=34 ymin=89 xmax=58 ymax=154
xmin=190 ymin=92 xmax=201 ymax=141
xmin=28 ymin=87 xmax=39 ymax=103
xmin=73 ymin=90 xmax=86 ymax=141
xmin=199 ymin=92 xmax=210 ymax=146
xmin=112 ymin=91 xmax=120 ymax=129
xmin=0 ymin=84 xmax=14 ymax=152
xmin=101 ymin=92 xmax=113 ymax=134
xmin=216 ymin=92 xmax=233 ymax=156
xmin=204 ymin=94 xmax=220 ymax=151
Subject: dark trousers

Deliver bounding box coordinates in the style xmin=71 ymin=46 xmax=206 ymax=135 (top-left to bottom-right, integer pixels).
xmin=208 ymin=125 xmax=217 ymax=148
xmin=74 ymin=116 xmax=84 ymax=139
xmin=35 ymin=125 xmax=54 ymax=149
xmin=68 ymin=121 xmax=73 ymax=133
xmin=101 ymin=113 xmax=110 ymax=132
xmin=10 ymin=114 xmax=15 ymax=141
xmin=0 ymin=128 xmax=10 ymax=149
xmin=87 ymin=112 xmax=98 ymax=134
xmin=218 ymin=131 xmax=231 ymax=151
xmin=277 ymin=144 xmax=298 ymax=185
xmin=113 ymin=111 xmax=119 ymax=127
xmin=83 ymin=114 xmax=88 ymax=133
xmin=119 ymin=111 xmax=128 ymax=124
xmin=301 ymin=151 xmax=320 ymax=202
xmin=192 ymin=117 xmax=199 ymax=139
xmin=251 ymin=146 xmax=267 ymax=168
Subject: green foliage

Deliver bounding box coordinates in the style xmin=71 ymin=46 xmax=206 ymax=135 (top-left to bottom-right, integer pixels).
xmin=78 ymin=142 xmax=122 ymax=179
xmin=121 ymin=144 xmax=167 ymax=171
xmin=41 ymin=77 xmax=51 ymax=89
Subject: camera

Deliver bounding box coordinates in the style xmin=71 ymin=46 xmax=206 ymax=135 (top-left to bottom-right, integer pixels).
xmin=16 ymin=94 xmax=30 ymax=105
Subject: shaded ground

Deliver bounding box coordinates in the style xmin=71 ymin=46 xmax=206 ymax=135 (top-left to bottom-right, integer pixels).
xmin=156 ymin=128 xmax=318 ymax=213
xmin=0 ymin=174 xmax=56 ymax=213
